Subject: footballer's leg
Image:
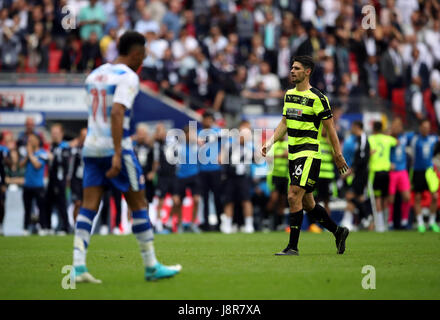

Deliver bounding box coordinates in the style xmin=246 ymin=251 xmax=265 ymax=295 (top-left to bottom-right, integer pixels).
xmin=124 ymin=189 xmax=181 ymax=281
xmin=73 ymin=185 xmax=104 ymax=284
xmin=275 ymin=185 xmax=305 ymax=256
xmin=303 ymin=192 xmax=349 ymax=254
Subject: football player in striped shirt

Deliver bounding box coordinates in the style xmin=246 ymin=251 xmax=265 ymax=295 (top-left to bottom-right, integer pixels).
xmin=262 ymin=56 xmax=349 ymax=256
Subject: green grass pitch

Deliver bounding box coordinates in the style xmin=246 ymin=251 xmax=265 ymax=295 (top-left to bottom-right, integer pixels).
xmin=0 ymin=231 xmax=439 ymax=300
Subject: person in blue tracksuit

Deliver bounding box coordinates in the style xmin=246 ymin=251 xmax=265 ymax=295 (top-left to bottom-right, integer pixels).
xmin=19 ymin=133 xmax=48 ymax=234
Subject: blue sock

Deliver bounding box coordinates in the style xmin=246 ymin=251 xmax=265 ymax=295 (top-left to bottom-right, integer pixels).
xmin=73 ymin=208 xmax=97 ymax=267
xmin=132 ymin=209 xmax=157 ymax=267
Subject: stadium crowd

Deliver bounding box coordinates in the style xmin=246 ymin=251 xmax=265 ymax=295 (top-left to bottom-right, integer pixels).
xmin=0 ymin=0 xmax=440 ymax=121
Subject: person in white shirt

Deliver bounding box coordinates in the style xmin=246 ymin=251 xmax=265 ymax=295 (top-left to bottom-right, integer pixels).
xmin=203 ymin=25 xmax=228 ymax=58
xmin=72 ymin=31 xmax=181 ymax=284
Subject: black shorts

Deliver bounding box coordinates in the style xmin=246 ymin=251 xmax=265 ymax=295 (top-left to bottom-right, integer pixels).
xmin=412 ymin=170 xmax=429 ymax=192
xmin=373 ymin=171 xmax=390 ymax=197
xmin=316 ymin=178 xmax=332 ymax=202
xmin=223 ymin=176 xmax=252 ymax=203
xmin=289 ymin=157 xmax=321 ymax=193
xmin=155 ymin=175 xmax=175 ymax=198
xmin=351 ymin=170 xmax=368 ymax=196
xmin=272 ymin=176 xmax=289 ymax=194
xmin=70 ymin=179 xmax=83 ymax=202
xmin=174 ymin=175 xmax=201 ymax=199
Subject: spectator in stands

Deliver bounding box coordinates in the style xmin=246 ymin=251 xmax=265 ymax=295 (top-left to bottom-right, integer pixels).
xmin=235 ymin=0 xmax=254 ymax=62
xmin=78 ymin=0 xmax=106 ymax=41
xmin=80 ymin=31 xmax=102 ymax=72
xmin=0 ymin=24 xmax=21 ymax=71
xmin=424 ymin=19 xmax=440 ymax=64
xmin=317 ymin=55 xmax=340 ymax=98
xmin=245 ymin=52 xmax=261 ymax=89
xmin=364 ymin=55 xmax=380 ymax=97
xmin=296 ymin=26 xmax=324 ymax=61
xmin=405 ymin=46 xmax=430 ymax=120
xmin=171 ymin=27 xmax=198 ymax=64
xmin=128 ymin=0 xmax=147 ymax=25
xmin=25 ymin=21 xmax=49 ymax=72
xmin=42 ymin=124 xmax=71 ymax=236
xmin=157 ymin=47 xmax=180 ymax=98
xmin=431 ymin=62 xmax=440 ymax=126
xmin=243 ymin=61 xmax=283 ymax=113
xmin=212 ymin=65 xmax=247 ymax=113
xmin=203 ymin=25 xmax=228 ymax=59
xmin=291 ymin=22 xmax=308 ymax=56
xmin=277 ymin=36 xmax=291 ymax=90
xmin=147 ymin=0 xmax=168 ymax=25
xmin=134 ymin=7 xmax=159 ymax=35
xmin=19 ymin=133 xmax=47 ymax=236
xmin=162 ymin=0 xmax=182 ymax=40
xmin=254 ymin=0 xmax=281 ymax=28
xmin=380 ymin=36 xmax=405 ymax=103
xmin=100 ymin=27 xmax=118 ymax=63
xmin=26 ymin=4 xmax=44 ymax=35
xmin=186 ymin=48 xmax=211 ymax=110
xmin=113 ymin=8 xmax=131 ymax=38
xmin=59 ymin=35 xmax=84 ymax=72
xmin=140 ymin=28 xmax=168 ymax=82
xmin=260 ymin=10 xmax=280 ymax=72
xmin=250 ymin=32 xmax=265 ymax=62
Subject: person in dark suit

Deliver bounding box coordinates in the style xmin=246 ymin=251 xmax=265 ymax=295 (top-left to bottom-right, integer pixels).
xmin=405 ymin=46 xmax=430 ymax=120
xmin=380 ymin=37 xmax=404 ymax=103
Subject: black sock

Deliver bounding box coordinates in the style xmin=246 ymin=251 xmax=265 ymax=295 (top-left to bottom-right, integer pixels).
xmin=307 ymin=204 xmax=338 ymax=234
xmin=288 ymin=210 xmax=304 ymax=251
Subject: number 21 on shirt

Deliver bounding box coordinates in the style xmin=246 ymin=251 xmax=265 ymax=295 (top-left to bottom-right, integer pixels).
xmin=90 ymin=88 xmax=109 ymax=122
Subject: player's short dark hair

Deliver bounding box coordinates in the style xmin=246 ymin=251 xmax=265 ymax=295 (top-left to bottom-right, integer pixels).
xmin=352 ymin=120 xmax=363 ymax=130
xmin=203 ymin=110 xmax=214 ymax=119
xmin=373 ymin=121 xmax=382 ymax=132
xmin=117 ymin=31 xmax=145 ymax=56
xmin=292 ymin=55 xmax=315 ymax=74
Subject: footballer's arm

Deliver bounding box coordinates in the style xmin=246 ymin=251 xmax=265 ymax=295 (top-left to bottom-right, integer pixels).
xmin=261 ymin=116 xmax=287 ymax=157
xmin=106 ymin=102 xmax=126 ymax=178
xmin=323 ymin=117 xmax=348 ymax=174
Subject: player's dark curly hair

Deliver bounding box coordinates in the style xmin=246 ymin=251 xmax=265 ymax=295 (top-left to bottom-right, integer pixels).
xmin=373 ymin=121 xmax=383 ymax=133
xmin=292 ymin=55 xmax=315 ymax=74
xmin=117 ymin=31 xmax=145 ymax=56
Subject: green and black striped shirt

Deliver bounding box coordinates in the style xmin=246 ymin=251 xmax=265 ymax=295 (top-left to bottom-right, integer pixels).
xmin=282 ymin=87 xmax=333 ymax=161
